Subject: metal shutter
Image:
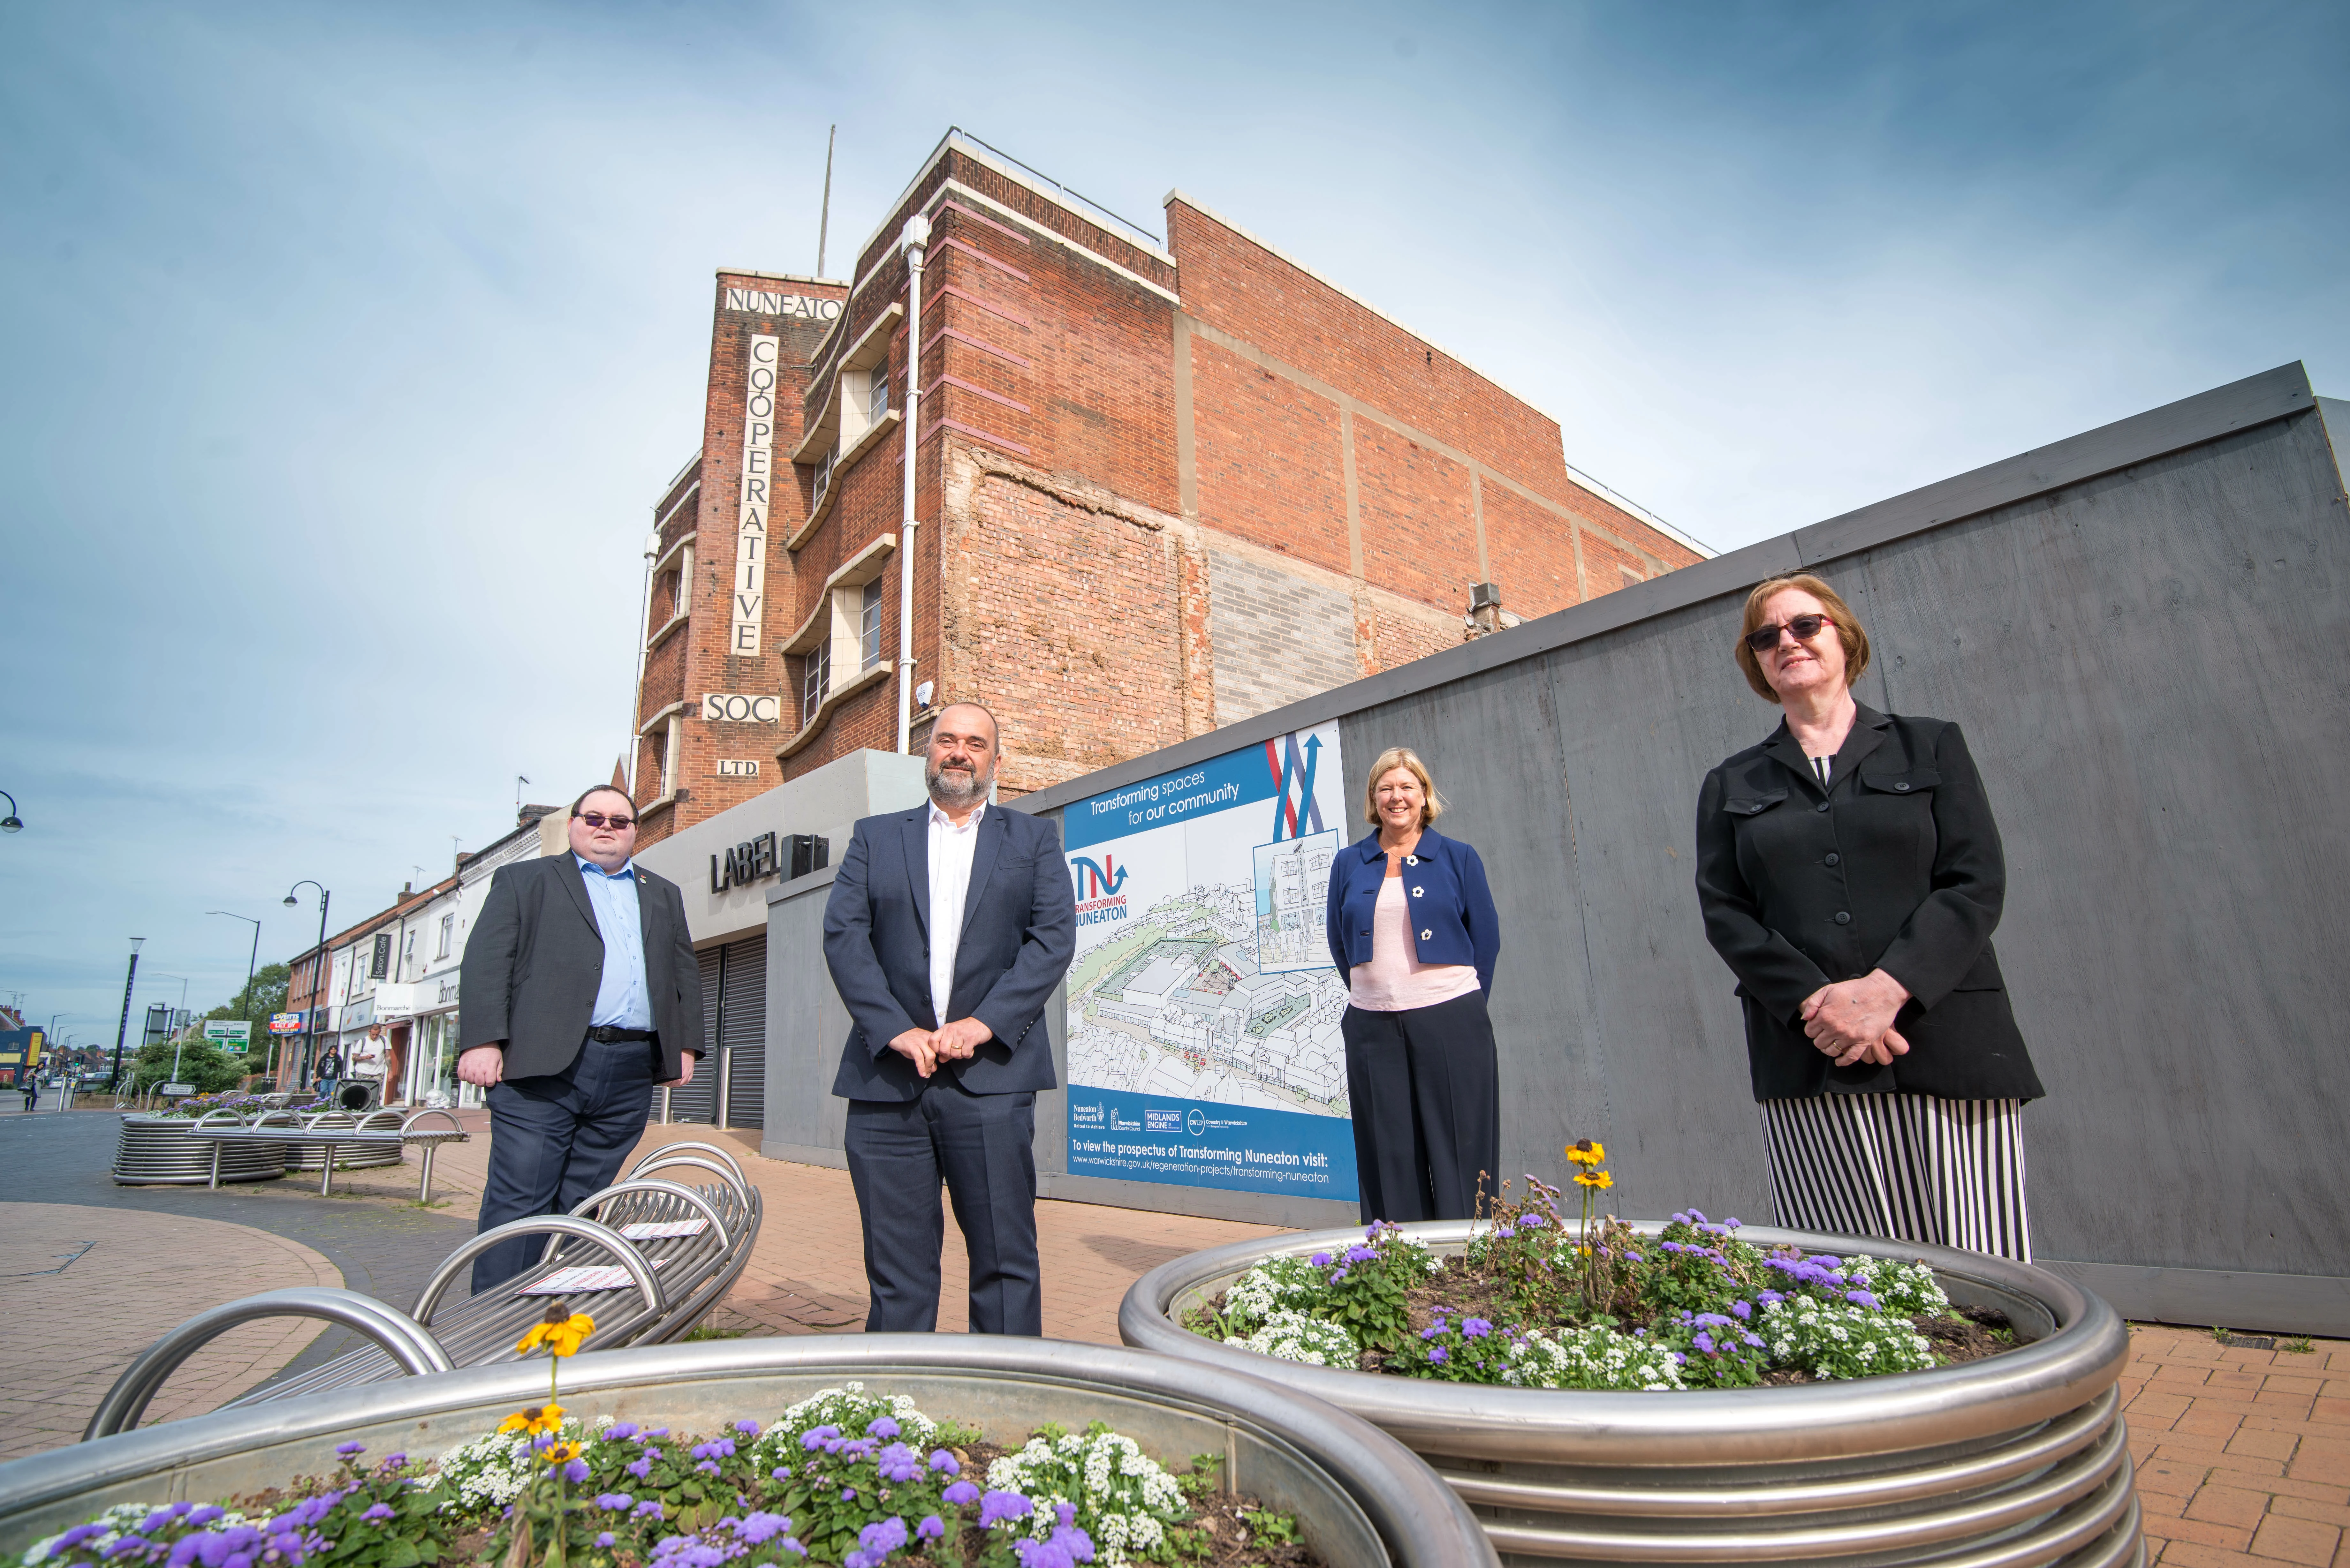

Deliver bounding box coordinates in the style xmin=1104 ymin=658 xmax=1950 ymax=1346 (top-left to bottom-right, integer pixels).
xmin=718 ymin=933 xmax=766 ymax=1129
xmin=663 ymin=946 xmax=723 ymax=1125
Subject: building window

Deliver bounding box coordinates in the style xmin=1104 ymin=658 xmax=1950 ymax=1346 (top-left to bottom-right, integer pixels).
xmin=803 ymin=641 xmax=831 ymax=726
xmin=402 ymin=929 xmax=417 ymax=975
xmin=436 ymin=912 xmax=455 ymax=960
xmin=662 ymin=715 xmax=682 ymax=798
xmin=860 ymin=579 xmax=885 ymax=670
xmin=868 ymin=367 xmax=889 ymax=423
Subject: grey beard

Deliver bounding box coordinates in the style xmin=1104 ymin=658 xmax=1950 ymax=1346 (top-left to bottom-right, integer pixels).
xmin=929 ymin=763 xmax=987 ymax=807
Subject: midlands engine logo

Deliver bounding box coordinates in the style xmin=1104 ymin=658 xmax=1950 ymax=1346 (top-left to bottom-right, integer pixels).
xmin=1071 ymin=854 xmax=1130 ymax=928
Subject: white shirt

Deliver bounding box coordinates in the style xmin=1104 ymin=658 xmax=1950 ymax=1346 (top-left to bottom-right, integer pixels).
xmin=928 ymin=801 xmax=985 ymax=1026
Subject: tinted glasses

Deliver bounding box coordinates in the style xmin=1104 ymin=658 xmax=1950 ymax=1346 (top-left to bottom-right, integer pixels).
xmin=575 ymin=811 xmax=636 ymax=831
xmin=1743 ymin=614 xmax=1832 ymax=655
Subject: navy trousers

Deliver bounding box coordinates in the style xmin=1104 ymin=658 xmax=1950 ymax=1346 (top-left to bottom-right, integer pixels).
xmin=844 ymin=1080 xmax=1041 ymax=1335
xmin=1340 ymin=988 xmax=1500 ymax=1225
xmin=472 ymin=1037 xmax=657 ymax=1293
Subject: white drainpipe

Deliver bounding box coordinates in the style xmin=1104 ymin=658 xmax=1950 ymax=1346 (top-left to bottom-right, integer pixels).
xmin=894 ymin=212 xmax=932 ymax=754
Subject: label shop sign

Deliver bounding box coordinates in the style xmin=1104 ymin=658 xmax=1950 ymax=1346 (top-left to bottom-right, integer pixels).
xmin=711 ymin=830 xmax=782 ymax=894
xmin=702 ymin=692 xmax=780 ymax=723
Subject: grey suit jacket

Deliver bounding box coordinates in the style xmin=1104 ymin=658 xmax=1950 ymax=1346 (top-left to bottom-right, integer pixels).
xmin=823 ymin=803 xmax=1075 ymax=1102
xmin=458 ymin=855 xmax=704 ymax=1081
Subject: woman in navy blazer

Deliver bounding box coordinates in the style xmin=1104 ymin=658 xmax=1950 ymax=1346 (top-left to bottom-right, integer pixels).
xmin=1324 ymin=746 xmax=1502 ymax=1224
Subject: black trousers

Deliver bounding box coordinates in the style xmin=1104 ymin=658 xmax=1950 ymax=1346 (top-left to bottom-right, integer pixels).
xmin=472 ymin=1036 xmax=657 ymax=1293
xmin=1340 ymin=988 xmax=1499 ymax=1225
xmin=844 ymin=1080 xmax=1041 ymax=1335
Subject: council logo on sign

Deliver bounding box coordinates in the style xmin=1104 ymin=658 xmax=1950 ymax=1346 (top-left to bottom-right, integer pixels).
xmin=1071 ymin=855 xmax=1131 ymax=928
xmin=1186 ymin=1108 xmax=1207 ymax=1138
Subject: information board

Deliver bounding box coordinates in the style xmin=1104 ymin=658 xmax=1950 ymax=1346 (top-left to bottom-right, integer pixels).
xmin=203 ymin=1020 xmax=252 ymax=1053
xmin=1060 ymin=722 xmax=1355 ymax=1200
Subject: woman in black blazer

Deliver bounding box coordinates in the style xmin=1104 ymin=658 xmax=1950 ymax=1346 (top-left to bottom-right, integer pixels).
xmin=1694 ymin=573 xmax=2044 ymax=1261
xmin=1325 ymin=746 xmax=1502 ymax=1224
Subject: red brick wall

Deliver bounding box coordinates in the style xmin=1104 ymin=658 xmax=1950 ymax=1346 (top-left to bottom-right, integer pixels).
xmin=1352 ymin=422 xmax=1476 ymax=612
xmin=1189 ymin=337 xmax=1350 ymax=578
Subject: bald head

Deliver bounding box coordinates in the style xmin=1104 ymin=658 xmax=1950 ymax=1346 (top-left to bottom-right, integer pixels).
xmin=925 ymin=701 xmax=1000 ymax=818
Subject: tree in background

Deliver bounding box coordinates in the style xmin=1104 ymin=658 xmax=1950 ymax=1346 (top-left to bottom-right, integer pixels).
xmin=129 ymin=1039 xmax=244 ymax=1095
xmin=204 ymin=961 xmax=292 ymax=1078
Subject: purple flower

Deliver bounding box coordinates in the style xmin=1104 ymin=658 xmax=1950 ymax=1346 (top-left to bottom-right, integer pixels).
xmin=859 ymin=1516 xmax=909 ymax=1558
xmin=1693 ymin=1331 xmax=1717 ymax=1353
xmin=1625 ymin=1251 xmax=1644 ymax=1263
xmin=841 ymin=1488 xmax=857 ymax=1502
xmin=1343 ymin=1244 xmax=1376 ymax=1264
xmin=596 ymin=1534 xmax=616 ymax=1549
xmin=692 ymin=1437 xmax=737 ymax=1460
xmin=635 ymin=1500 xmax=665 ymax=1520
xmin=917 ymin=1516 xmax=945 ymax=1542
xmin=1726 ymin=1218 xmax=1742 ymax=1228
xmin=1730 ymin=1300 xmax=1753 ymax=1320
xmin=735 ymin=1420 xmax=762 ymax=1436
xmin=772 ymin=1466 xmax=792 ymax=1481
xmin=642 ymin=1446 xmax=664 ymax=1462
xmin=696 ymin=1460 xmax=722 ymax=1476
xmin=929 ymin=1449 xmax=960 ymax=1474
xmin=1428 ymin=1346 xmax=1449 ymax=1363
xmin=1462 ymin=1318 xmax=1493 ymax=1338
xmin=1514 ymin=1212 xmax=1546 ymax=1228
xmin=598 ymin=1494 xmax=634 ymax=1511
xmin=380 ymin=1452 xmax=407 ymax=1471
xmin=943 ymin=1479 xmax=981 ymax=1507
xmin=1308 ymin=1251 xmax=1332 ymax=1266
xmin=978 ymin=1490 xmax=1034 ymax=1529
xmin=1328 ymin=1269 xmax=1349 ymax=1283
xmin=565 ymin=1457 xmax=591 ymax=1484
xmin=866 ymin=1416 xmax=900 ymax=1439
xmin=607 ymin=1422 xmax=639 ymax=1441
xmin=800 ymin=1426 xmax=839 ymax=1451
xmin=626 ymin=1456 xmax=654 ymax=1480
xmin=336 ymin=1442 xmax=366 ymax=1456
xmin=738 ymin=1513 xmax=791 ymax=1546
xmin=1760 ymin=1289 xmax=1785 ymax=1306
xmin=1420 ymin=1323 xmax=1442 ymax=1340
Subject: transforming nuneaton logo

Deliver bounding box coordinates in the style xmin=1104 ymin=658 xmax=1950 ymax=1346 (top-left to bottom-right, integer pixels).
xmin=1070 ymin=854 xmax=1130 ymax=928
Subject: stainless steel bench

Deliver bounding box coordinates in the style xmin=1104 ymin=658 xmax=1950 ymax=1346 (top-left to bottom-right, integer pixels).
xmin=182 ymin=1107 xmax=470 ymax=1199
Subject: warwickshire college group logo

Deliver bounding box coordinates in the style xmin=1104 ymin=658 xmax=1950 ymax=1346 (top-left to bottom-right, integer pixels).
xmin=1071 ymin=854 xmax=1130 ymax=927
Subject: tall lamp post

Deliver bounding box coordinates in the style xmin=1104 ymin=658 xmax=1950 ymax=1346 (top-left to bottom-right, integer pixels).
xmin=206 ymin=911 xmax=262 ymax=1079
xmin=0 ymin=789 xmax=21 ymax=834
xmin=110 ymin=939 xmax=145 ymax=1093
xmin=284 ymin=881 xmax=330 ymax=1088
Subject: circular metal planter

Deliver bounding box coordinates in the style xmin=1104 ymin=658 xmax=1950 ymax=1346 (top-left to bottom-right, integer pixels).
xmin=0 ymin=1338 xmax=1495 ymax=1568
xmin=108 ymin=1116 xmax=284 ymax=1186
xmin=1121 ymin=1222 xmax=2141 ymax=1568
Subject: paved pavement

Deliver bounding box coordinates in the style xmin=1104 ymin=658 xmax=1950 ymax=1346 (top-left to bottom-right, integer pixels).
xmin=6 ymin=1102 xmax=2347 ymax=1568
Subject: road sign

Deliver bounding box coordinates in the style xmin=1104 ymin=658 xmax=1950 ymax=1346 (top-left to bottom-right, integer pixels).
xmin=203 ymin=1021 xmax=253 ymax=1053
xmin=160 ymin=1082 xmax=195 ymax=1096
xmin=268 ymin=1012 xmax=303 ymax=1035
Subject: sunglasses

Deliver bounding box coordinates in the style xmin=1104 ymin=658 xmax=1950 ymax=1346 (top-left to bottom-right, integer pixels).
xmin=1743 ymin=614 xmax=1832 ymax=654
xmin=575 ymin=812 xmax=636 ymax=831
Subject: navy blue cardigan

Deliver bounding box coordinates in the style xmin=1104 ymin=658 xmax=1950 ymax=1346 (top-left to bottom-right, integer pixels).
xmin=1323 ymin=826 xmax=1501 ymax=995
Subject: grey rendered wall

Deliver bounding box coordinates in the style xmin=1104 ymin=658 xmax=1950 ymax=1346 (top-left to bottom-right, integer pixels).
xmin=762 ymin=865 xmax=851 ymax=1166
xmin=765 ymin=364 xmax=2349 ymax=1332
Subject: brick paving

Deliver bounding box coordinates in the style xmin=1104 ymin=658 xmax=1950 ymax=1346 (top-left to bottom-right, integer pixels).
xmin=0 ymin=1202 xmax=340 ymax=1461
xmin=9 ymin=1101 xmax=2345 ymax=1568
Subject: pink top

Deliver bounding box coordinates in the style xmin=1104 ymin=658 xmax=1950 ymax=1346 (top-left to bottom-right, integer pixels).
xmin=1348 ymin=875 xmax=1482 ymax=1012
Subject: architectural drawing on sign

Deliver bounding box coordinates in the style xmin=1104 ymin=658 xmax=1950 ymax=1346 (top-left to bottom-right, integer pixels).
xmin=1067 ymin=876 xmax=1349 ymax=1119
xmin=1254 ymin=831 xmax=1338 ymax=975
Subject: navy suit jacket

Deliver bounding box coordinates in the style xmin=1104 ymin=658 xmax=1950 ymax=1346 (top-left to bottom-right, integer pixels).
xmin=1324 ymin=826 xmax=1501 ymax=995
xmin=823 ymin=802 xmax=1076 ymax=1102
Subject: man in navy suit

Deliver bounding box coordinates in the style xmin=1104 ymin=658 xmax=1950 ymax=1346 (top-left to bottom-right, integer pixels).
xmin=822 ymin=702 xmax=1075 ymax=1335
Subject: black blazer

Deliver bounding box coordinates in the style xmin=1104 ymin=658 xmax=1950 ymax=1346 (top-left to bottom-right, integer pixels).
xmin=822 ymin=803 xmax=1076 ymax=1102
xmin=1693 ymin=704 xmax=2043 ymax=1103
xmin=458 ymin=855 xmax=704 ymax=1082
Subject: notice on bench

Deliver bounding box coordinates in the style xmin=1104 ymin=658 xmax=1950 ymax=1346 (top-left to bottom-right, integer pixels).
xmin=619 ymin=1219 xmax=710 ymax=1240
xmin=520 ymin=1260 xmax=669 ymax=1295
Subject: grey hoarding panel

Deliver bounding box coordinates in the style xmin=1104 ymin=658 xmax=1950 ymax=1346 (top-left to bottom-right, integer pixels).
xmin=763 ymin=867 xmax=850 ymax=1162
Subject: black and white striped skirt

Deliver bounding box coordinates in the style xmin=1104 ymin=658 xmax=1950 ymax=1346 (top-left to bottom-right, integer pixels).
xmin=1759 ymin=1093 xmax=2033 ymax=1262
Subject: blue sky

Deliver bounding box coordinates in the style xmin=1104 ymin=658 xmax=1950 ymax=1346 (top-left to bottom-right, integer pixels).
xmin=2 ymin=0 xmax=2342 ymax=1037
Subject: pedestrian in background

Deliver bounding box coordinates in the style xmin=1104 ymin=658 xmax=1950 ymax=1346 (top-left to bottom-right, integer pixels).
xmin=19 ymin=1074 xmax=36 ymax=1112
xmin=1324 ymin=746 xmax=1501 ymax=1225
xmin=822 ymin=702 xmax=1075 ymax=1336
xmin=312 ymin=1047 xmax=342 ymax=1108
xmin=457 ymin=784 xmax=704 ymax=1292
xmin=1694 ymin=572 xmax=2043 ymax=1261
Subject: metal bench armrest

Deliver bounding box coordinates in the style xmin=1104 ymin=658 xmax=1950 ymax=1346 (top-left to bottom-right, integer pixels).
xmin=408 ymin=1215 xmax=663 ymax=1326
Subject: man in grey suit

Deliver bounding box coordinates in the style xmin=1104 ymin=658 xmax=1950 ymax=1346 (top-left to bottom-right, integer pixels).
xmin=823 ymin=703 xmax=1075 ymax=1335
xmin=457 ymin=785 xmax=704 ymax=1292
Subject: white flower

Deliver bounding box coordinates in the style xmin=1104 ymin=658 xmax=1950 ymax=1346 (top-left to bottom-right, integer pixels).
xmin=1235 ymin=1310 xmax=1360 ymax=1367
xmin=985 ymin=1426 xmax=1187 ymax=1568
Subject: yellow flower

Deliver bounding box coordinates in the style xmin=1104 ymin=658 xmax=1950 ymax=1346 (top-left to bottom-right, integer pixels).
xmin=517 ymin=1306 xmax=596 ymax=1358
xmin=498 ymin=1404 xmax=565 ymax=1436
xmin=542 ymin=1441 xmax=582 ymax=1465
xmin=1573 ymin=1169 xmax=1613 ymax=1190
xmin=1565 ymin=1140 xmax=1606 ymax=1166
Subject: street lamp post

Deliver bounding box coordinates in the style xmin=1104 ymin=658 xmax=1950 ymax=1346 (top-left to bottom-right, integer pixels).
xmin=110 ymin=939 xmax=144 ymax=1094
xmin=284 ymin=882 xmax=330 ymax=1089
xmin=0 ymin=789 xmax=21 ymax=834
xmin=206 ymin=912 xmax=262 ymax=1083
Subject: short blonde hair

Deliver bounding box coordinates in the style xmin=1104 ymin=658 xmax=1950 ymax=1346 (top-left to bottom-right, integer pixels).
xmin=1732 ymin=573 xmax=1872 ymax=702
xmin=1361 ymin=746 xmax=1445 ymax=828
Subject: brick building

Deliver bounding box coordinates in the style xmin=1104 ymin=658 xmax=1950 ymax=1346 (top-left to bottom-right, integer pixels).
xmin=629 ymin=128 xmax=1708 ymax=845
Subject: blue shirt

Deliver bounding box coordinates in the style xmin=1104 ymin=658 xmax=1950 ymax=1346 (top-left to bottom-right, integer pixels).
xmin=576 ymin=855 xmax=654 ymax=1029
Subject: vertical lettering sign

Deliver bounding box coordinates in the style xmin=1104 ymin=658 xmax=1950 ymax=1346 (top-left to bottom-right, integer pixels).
xmin=733 ymin=335 xmax=780 ymax=656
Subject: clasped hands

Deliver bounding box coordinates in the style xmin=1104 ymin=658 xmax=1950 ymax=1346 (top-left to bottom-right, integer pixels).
xmin=1800 ymin=970 xmax=1913 ymax=1068
xmin=888 ymin=1018 xmax=993 ymax=1079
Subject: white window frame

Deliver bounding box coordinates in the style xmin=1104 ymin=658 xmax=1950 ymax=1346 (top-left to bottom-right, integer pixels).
xmin=803 ymin=640 xmax=831 ymax=726
xmin=860 ymin=578 xmax=885 ymax=671
xmin=435 ymin=912 xmax=455 ymax=960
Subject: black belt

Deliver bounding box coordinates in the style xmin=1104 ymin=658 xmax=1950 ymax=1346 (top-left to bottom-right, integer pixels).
xmin=585 ymin=1026 xmax=657 ymax=1044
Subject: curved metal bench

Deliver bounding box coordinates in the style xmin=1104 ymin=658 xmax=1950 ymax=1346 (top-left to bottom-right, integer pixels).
xmin=181 ymin=1107 xmax=468 ymax=1198
xmin=88 ymin=1141 xmax=765 ymax=1436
